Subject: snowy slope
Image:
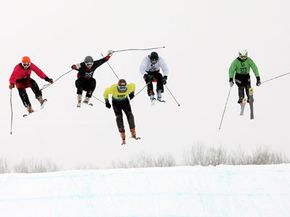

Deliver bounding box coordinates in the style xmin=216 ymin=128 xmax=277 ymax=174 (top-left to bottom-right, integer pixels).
xmin=1 ymin=165 xmax=290 ymax=217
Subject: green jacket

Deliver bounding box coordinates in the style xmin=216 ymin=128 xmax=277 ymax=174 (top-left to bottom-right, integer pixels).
xmin=229 ymin=57 xmax=259 ymax=79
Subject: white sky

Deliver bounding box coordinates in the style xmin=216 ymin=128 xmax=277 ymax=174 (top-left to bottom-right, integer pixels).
xmin=1 ymin=0 xmax=290 ymax=169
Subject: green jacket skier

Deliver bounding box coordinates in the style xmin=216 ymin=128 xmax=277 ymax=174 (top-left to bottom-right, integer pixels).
xmin=229 ymin=49 xmax=261 ymax=103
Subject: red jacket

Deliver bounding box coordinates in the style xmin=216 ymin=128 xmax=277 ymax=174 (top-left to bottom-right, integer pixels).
xmin=9 ymin=63 xmax=47 ymax=85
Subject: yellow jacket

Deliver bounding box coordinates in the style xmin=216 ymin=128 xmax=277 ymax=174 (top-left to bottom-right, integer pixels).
xmin=104 ymin=83 xmax=135 ymax=100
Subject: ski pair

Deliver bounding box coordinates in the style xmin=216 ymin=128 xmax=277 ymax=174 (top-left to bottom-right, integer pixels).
xmin=23 ymin=99 xmax=47 ymax=117
xmin=150 ymin=98 xmax=166 ymax=106
xmin=121 ymin=136 xmax=141 ymax=145
xmin=239 ymin=88 xmax=254 ymax=119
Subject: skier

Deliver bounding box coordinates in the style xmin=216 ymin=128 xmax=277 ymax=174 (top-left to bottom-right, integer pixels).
xmin=139 ymin=51 xmax=169 ymax=102
xmin=229 ymin=49 xmax=261 ymax=103
xmin=103 ymin=79 xmax=138 ymax=145
xmin=9 ymin=56 xmax=53 ymax=114
xmin=71 ymin=50 xmax=113 ymax=107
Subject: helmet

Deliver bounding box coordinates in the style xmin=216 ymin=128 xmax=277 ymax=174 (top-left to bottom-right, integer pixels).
xmin=238 ymin=49 xmax=248 ymax=57
xmin=149 ymin=52 xmax=159 ymax=61
xmin=118 ymin=79 xmax=127 ymax=86
xmin=117 ymin=79 xmax=127 ymax=92
xmin=22 ymin=56 xmax=31 ymax=63
xmin=84 ymin=56 xmax=93 ymax=63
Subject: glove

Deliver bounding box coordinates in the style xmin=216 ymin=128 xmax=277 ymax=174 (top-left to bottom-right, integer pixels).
xmin=9 ymin=83 xmax=15 ymax=89
xmin=45 ymin=77 xmax=53 ymax=83
xmin=108 ymin=50 xmax=114 ymax=56
xmin=129 ymin=92 xmax=135 ymax=100
xmin=256 ymin=76 xmax=261 ymax=86
xmin=71 ymin=64 xmax=78 ymax=70
xmin=229 ymin=78 xmax=234 ymax=87
xmin=105 ymin=99 xmax=111 ymax=109
xmin=144 ymin=74 xmax=154 ymax=83
xmin=162 ymin=76 xmax=168 ymax=85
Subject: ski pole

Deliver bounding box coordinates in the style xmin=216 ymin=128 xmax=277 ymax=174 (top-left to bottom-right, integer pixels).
xmin=113 ymin=46 xmax=165 ymax=53
xmin=218 ymin=86 xmax=232 ymax=130
xmin=262 ymin=72 xmax=290 ymax=84
xmin=133 ymin=83 xmax=148 ymax=98
xmin=165 ymin=85 xmax=181 ymax=106
xmin=101 ymin=53 xmax=119 ymax=80
xmin=9 ymin=89 xmax=13 ymax=135
xmin=92 ymin=95 xmax=105 ymax=104
xmin=41 ymin=69 xmax=73 ymax=90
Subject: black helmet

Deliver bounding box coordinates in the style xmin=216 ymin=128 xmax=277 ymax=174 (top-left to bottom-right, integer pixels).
xmin=149 ymin=52 xmax=159 ymax=61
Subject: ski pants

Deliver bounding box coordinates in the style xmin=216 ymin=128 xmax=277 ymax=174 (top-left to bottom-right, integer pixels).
xmin=112 ymin=98 xmax=135 ymax=132
xmin=234 ymin=73 xmax=251 ymax=100
xmin=144 ymin=70 xmax=164 ymax=96
xmin=75 ymin=77 xmax=96 ymax=98
xmin=16 ymin=78 xmax=42 ymax=108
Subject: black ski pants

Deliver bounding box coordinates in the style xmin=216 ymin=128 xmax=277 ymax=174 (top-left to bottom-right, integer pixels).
xmin=112 ymin=98 xmax=135 ymax=132
xmin=144 ymin=70 xmax=164 ymax=96
xmin=234 ymin=73 xmax=251 ymax=100
xmin=16 ymin=78 xmax=42 ymax=108
xmin=75 ymin=77 xmax=96 ymax=98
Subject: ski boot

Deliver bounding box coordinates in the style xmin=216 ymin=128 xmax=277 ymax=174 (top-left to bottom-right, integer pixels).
xmin=27 ymin=105 xmax=34 ymax=114
xmin=149 ymin=94 xmax=156 ymax=105
xmin=130 ymin=128 xmax=140 ymax=140
xmin=83 ymin=97 xmax=93 ymax=106
xmin=77 ymin=94 xmax=82 ymax=107
xmin=37 ymin=96 xmax=47 ymax=108
xmin=120 ymin=132 xmax=126 ymax=145
xmin=157 ymin=91 xmax=162 ymax=101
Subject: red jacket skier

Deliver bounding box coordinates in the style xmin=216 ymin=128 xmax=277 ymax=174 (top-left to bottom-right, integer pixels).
xmin=9 ymin=56 xmax=53 ymax=113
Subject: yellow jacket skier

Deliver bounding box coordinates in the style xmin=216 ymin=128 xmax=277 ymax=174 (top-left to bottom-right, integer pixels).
xmin=104 ymin=79 xmax=139 ymax=145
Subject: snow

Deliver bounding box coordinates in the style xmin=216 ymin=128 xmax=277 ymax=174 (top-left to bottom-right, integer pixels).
xmin=1 ymin=165 xmax=290 ymax=217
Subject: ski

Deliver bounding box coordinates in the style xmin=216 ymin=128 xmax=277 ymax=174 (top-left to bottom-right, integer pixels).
xmin=131 ymin=136 xmax=141 ymax=140
xmin=157 ymin=99 xmax=166 ymax=103
xmin=240 ymin=98 xmax=247 ymax=116
xmin=77 ymin=102 xmax=93 ymax=107
xmin=151 ymin=98 xmax=165 ymax=105
xmin=248 ymin=88 xmax=254 ymax=119
xmin=23 ymin=112 xmax=34 ymax=117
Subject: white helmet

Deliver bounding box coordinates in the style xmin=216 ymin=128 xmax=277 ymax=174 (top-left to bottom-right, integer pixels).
xmin=238 ymin=49 xmax=248 ymax=57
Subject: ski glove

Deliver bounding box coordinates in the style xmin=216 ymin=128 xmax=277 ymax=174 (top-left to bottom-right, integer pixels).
xmin=229 ymin=78 xmax=234 ymax=87
xmin=105 ymin=99 xmax=111 ymax=109
xmin=162 ymin=76 xmax=168 ymax=85
xmin=129 ymin=92 xmax=135 ymax=100
xmin=45 ymin=77 xmax=53 ymax=84
xmin=144 ymin=74 xmax=154 ymax=83
xmin=9 ymin=83 xmax=15 ymax=89
xmin=71 ymin=64 xmax=78 ymax=70
xmin=256 ymin=76 xmax=261 ymax=86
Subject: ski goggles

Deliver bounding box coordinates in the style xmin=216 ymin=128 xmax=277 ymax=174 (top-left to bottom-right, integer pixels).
xmin=239 ymin=55 xmax=247 ymax=60
xmin=117 ymin=85 xmax=127 ymax=92
xmin=22 ymin=62 xmax=31 ymax=67
xmin=85 ymin=62 xmax=93 ymax=67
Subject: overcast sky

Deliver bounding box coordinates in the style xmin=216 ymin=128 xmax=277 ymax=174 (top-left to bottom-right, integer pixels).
xmin=1 ymin=0 xmax=290 ymax=169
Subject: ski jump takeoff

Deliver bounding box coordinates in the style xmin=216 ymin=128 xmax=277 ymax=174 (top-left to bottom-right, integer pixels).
xmin=104 ymin=79 xmax=140 ymax=145
xmin=9 ymin=56 xmax=53 ymax=115
xmin=229 ymin=49 xmax=261 ymax=119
